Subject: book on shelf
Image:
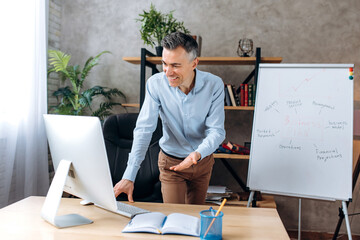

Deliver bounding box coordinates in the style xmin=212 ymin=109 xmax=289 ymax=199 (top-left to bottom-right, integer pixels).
xmin=226 ymin=84 xmax=236 ymax=106
xmin=237 ymin=83 xmax=256 ymax=106
xmin=222 ymin=141 xmax=250 ymax=155
xmin=240 ymin=84 xmax=245 ymax=106
xmin=206 ymin=185 xmax=232 ymax=203
xmin=231 ymin=84 xmax=240 ymax=106
xmin=224 ymin=84 xmax=232 ymax=106
xmin=215 ymin=142 xmax=250 ymax=155
xmin=214 ymin=145 xmax=233 ymax=154
xmin=122 ymin=212 xmax=200 ymax=237
xmin=252 ymin=84 xmax=256 ymax=106
xmin=248 ymin=84 xmax=253 ymax=106
xmin=244 ymin=84 xmax=248 ymax=106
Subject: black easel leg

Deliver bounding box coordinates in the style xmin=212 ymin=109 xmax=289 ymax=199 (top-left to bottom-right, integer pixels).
xmin=219 ymin=158 xmax=249 ymax=192
xmin=333 ymin=206 xmax=345 ymax=240
xmin=333 ymin=154 xmax=360 ymax=239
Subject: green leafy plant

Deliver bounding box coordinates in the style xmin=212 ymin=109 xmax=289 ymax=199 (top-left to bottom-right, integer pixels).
xmin=137 ymin=3 xmax=190 ymax=48
xmin=48 ymin=50 xmax=126 ymax=121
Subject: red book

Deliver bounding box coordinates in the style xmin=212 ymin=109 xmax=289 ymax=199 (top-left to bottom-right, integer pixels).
xmin=240 ymin=84 xmax=245 ymax=106
xmin=244 ymin=84 xmax=248 ymax=106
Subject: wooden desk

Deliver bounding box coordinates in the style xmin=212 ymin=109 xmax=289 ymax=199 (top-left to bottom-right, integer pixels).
xmin=0 ymin=196 xmax=289 ymax=239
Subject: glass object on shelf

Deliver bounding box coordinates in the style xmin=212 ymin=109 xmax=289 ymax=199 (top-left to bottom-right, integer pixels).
xmin=237 ymin=38 xmax=254 ymax=57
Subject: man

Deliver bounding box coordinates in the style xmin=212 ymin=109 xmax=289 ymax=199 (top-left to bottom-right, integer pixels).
xmin=114 ymin=32 xmax=225 ymax=204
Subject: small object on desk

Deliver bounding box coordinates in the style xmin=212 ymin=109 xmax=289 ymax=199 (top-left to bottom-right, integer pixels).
xmin=122 ymin=212 xmax=200 ymax=237
xmin=200 ymin=198 xmax=227 ymax=240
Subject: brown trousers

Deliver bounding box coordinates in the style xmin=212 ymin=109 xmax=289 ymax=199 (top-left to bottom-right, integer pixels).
xmin=158 ymin=150 xmax=215 ymax=204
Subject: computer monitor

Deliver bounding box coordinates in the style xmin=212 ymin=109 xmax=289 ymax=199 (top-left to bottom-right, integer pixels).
xmin=42 ymin=114 xmax=120 ymax=228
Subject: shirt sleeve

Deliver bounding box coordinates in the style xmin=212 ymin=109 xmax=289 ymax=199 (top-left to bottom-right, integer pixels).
xmin=195 ymin=78 xmax=226 ymax=160
xmin=122 ymin=77 xmax=161 ymax=181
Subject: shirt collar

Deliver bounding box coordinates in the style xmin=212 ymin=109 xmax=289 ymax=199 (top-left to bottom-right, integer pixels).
xmin=193 ymin=68 xmax=204 ymax=94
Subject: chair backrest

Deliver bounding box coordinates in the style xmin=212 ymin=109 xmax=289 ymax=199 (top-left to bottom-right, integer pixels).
xmin=103 ymin=113 xmax=163 ymax=202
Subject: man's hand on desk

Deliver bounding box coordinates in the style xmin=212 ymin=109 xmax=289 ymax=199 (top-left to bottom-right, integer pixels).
xmin=114 ymin=179 xmax=134 ymax=202
xmin=169 ymin=151 xmax=201 ymax=171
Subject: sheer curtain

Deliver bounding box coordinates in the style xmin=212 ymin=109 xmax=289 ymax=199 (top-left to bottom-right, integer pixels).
xmin=0 ymin=0 xmax=49 ymax=208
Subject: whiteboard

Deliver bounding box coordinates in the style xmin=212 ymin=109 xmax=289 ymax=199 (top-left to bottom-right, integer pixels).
xmin=247 ymin=64 xmax=354 ymax=201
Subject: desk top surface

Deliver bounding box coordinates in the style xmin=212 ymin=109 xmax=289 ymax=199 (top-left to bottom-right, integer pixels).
xmin=0 ymin=196 xmax=289 ymax=240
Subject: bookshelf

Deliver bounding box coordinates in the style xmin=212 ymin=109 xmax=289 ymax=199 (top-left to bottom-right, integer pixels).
xmin=123 ymin=56 xmax=282 ymax=65
xmin=213 ymin=154 xmax=249 ymax=159
xmin=224 ymin=106 xmax=254 ymax=111
xmin=123 ymin=48 xmax=282 ymax=192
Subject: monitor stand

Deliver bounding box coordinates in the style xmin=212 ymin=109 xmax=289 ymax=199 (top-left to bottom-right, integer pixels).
xmin=41 ymin=159 xmax=93 ymax=228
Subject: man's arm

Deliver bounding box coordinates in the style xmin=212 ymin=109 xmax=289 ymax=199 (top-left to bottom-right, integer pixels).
xmin=113 ymin=77 xmax=161 ymax=200
xmin=195 ymin=79 xmax=226 ymax=160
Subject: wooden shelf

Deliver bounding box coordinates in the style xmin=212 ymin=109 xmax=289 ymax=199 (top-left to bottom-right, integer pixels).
xmin=122 ymin=103 xmax=140 ymax=108
xmin=123 ymin=56 xmax=282 ymax=65
xmin=224 ymin=194 xmax=277 ymax=208
xmin=224 ymin=106 xmax=254 ymax=111
xmin=213 ymin=153 xmax=250 ymax=159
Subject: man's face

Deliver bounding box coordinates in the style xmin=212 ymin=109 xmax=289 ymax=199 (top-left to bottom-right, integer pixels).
xmin=162 ymin=46 xmax=198 ymax=88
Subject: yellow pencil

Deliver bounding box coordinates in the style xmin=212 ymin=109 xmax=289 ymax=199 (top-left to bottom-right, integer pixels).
xmin=203 ymin=198 xmax=227 ymax=238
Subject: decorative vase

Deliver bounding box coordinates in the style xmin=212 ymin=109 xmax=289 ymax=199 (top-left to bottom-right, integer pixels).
xmin=155 ymin=46 xmax=163 ymax=57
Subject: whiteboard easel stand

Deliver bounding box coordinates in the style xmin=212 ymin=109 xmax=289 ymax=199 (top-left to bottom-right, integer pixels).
xmin=247 ymin=63 xmax=354 ymax=240
xmin=298 ymin=198 xmax=301 ymax=240
xmin=246 ymin=191 xmax=261 ymax=207
xmin=247 ymin=192 xmax=352 ymax=240
xmin=333 ymin=154 xmax=360 ymax=240
xmin=342 ymin=201 xmax=352 ymax=240
xmin=246 ymin=191 xmax=255 ymax=207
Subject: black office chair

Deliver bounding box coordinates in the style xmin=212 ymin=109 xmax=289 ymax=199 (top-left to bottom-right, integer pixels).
xmin=103 ymin=113 xmax=163 ymax=202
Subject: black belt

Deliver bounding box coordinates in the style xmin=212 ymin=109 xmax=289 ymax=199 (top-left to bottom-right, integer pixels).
xmin=161 ymin=149 xmax=185 ymax=160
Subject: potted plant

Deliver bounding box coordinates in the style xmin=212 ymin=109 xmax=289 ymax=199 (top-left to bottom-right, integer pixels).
xmin=48 ymin=50 xmax=126 ymax=121
xmin=137 ymin=4 xmax=190 ymax=56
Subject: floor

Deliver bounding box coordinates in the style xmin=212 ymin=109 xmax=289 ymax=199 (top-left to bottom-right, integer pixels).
xmin=287 ymin=230 xmax=360 ymax=240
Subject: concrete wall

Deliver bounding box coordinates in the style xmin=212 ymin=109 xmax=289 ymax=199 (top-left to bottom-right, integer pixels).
xmin=57 ymin=0 xmax=360 ymax=234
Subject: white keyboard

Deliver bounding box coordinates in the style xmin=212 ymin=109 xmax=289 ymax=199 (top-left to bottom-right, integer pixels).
xmin=116 ymin=201 xmax=150 ymax=218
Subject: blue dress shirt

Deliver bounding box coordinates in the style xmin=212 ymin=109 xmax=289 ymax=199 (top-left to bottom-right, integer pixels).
xmin=122 ymin=68 xmax=226 ymax=181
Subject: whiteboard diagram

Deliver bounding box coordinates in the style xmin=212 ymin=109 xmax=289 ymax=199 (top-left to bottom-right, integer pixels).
xmin=247 ymin=64 xmax=353 ymax=201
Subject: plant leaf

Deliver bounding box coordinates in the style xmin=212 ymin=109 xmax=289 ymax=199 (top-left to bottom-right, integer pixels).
xmin=91 ymin=102 xmax=123 ymax=121
xmin=48 ymin=50 xmax=71 ymax=72
xmin=48 ymin=50 xmax=125 ymax=119
xmin=81 ymin=51 xmax=111 ymax=85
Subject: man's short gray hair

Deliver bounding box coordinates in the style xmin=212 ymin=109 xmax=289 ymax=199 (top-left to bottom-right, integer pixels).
xmin=161 ymin=32 xmax=198 ymax=60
